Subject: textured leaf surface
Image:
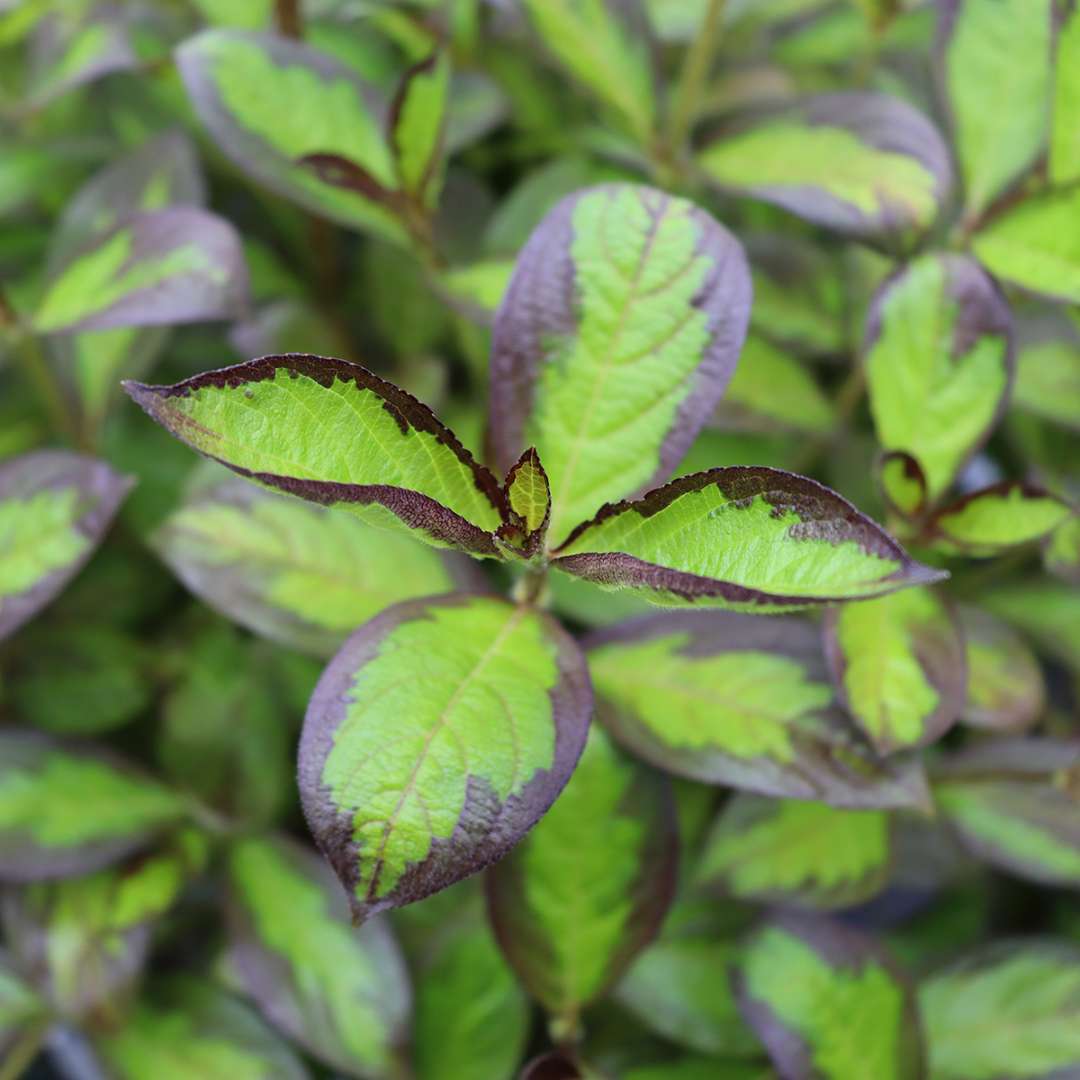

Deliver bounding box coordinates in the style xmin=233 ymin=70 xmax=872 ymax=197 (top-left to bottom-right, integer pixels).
xmin=154 ymin=479 xmax=469 ymax=657
xmin=697 ymin=794 xmax=891 ymax=910
xmin=587 ymin=612 xmax=930 ymax=808
xmin=498 ymin=448 xmax=552 ymax=559
xmin=927 ymin=483 xmax=1073 ymax=556
xmin=34 ymin=208 xmax=247 ymax=334
xmin=921 ymin=941 xmax=1080 ymax=1080
xmin=489 ymin=183 xmax=751 ymax=547
xmin=0 ymin=733 xmax=188 ymax=882
xmin=824 ymin=589 xmax=965 ymax=754
xmin=125 ymin=356 xmax=506 ymax=557
xmin=735 ymin=915 xmax=923 ymax=1080
xmin=939 ymin=0 xmax=1052 ymax=216
xmin=299 ymin=594 xmax=592 ymax=921
xmin=0 ymin=452 xmax=131 ymax=642
xmin=863 ymin=254 xmax=1013 ymax=502
xmin=699 ymin=93 xmax=950 ymax=238
xmin=487 ymin=724 xmax=676 ymax=1018
xmin=1052 ymin=3 xmax=1080 ymax=185
xmin=554 ymin=466 xmax=943 ymax=610
xmin=227 ymin=834 xmax=410 ymax=1077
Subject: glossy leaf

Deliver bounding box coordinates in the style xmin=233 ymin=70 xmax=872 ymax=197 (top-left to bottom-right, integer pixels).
xmin=863 ymin=253 xmax=1013 ymax=503
xmin=1012 ymin=337 xmax=1080 ymax=431
xmin=177 ymin=29 xmax=402 ymax=241
xmin=939 ymin=0 xmax=1053 ymax=217
xmin=735 ymin=914 xmax=923 ymax=1080
xmin=226 ymin=834 xmax=410 ymax=1078
xmin=0 ymin=732 xmax=189 ymax=882
xmin=390 ymin=52 xmax=449 ymax=204
xmin=824 ymin=588 xmax=965 ymax=754
xmin=696 ymin=794 xmax=891 ymax=910
xmin=124 ymin=356 xmax=507 ymax=557
xmin=586 ymin=612 xmax=931 ymax=808
xmin=554 ymin=466 xmax=944 ymax=610
xmin=1052 ymin=2 xmax=1080 ymax=185
xmin=698 ymin=93 xmax=951 ymax=238
xmin=497 ymin=448 xmax=552 ymax=559
xmin=0 ymin=451 xmax=131 ymax=642
xmin=299 ymin=593 xmax=592 ymax=921
xmin=487 ymin=725 xmax=676 ymax=1019
xmin=488 ymin=183 xmax=752 ymax=547
xmin=154 ymin=478 xmax=472 ymax=657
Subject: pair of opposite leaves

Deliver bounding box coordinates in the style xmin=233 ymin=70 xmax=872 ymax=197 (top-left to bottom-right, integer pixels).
xmin=127 ymin=182 xmax=942 ymax=921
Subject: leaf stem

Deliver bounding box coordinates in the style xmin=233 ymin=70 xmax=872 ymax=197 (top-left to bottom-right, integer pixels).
xmin=667 ymin=0 xmax=728 ymax=156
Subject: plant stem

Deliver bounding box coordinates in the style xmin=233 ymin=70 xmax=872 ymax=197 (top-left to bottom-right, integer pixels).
xmin=667 ymin=0 xmax=728 ymax=156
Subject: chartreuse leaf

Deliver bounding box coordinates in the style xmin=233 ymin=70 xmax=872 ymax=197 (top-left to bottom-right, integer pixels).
xmin=227 ymin=834 xmax=410 ymax=1077
xmin=33 ymin=209 xmax=246 ymax=334
xmin=824 ymin=588 xmax=965 ymax=754
xmin=877 ymin=452 xmax=928 ymax=521
xmin=487 ymin=725 xmax=676 ymax=1021
xmin=124 ymin=356 xmax=507 ymax=557
xmin=934 ymin=739 xmax=1080 ymax=888
xmin=863 ymin=254 xmax=1013 ymax=503
xmin=95 ymin=977 xmax=309 ymax=1080
xmin=1046 ymin=513 xmax=1080 ymax=584
xmin=489 ymin=183 xmax=752 ymax=547
xmin=1012 ymin=337 xmax=1080 ymax=430
xmin=554 ymin=466 xmax=944 ymax=610
xmin=927 ymin=482 xmax=1074 ymax=556
xmin=735 ymin=915 xmax=923 ymax=1080
xmin=940 ymin=0 xmax=1052 ymax=217
xmin=177 ymin=30 xmax=403 ymax=241
xmin=586 ymin=612 xmax=931 ymax=808
xmin=0 ymin=452 xmax=131 ymax=642
xmin=497 ymin=448 xmax=552 ymax=559
xmin=522 ymin=0 xmax=657 ymax=144
xmin=921 ymin=942 xmax=1080 ymax=1080
xmin=0 ymin=954 xmax=44 ymax=1060
xmin=390 ymin=52 xmax=450 ymax=204
xmin=698 ymin=93 xmax=951 ymax=238
xmin=696 ymin=794 xmax=891 ymax=910
xmin=154 ymin=479 xmax=469 ymax=657
xmin=299 ymin=594 xmax=591 ymax=921
xmin=1052 ymin=4 xmax=1080 ymax=185
xmin=957 ymin=604 xmax=1044 ymax=733
xmin=0 ymin=732 xmax=189 ymax=881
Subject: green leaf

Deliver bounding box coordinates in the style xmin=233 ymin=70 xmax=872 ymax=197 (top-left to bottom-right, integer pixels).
xmin=33 ymin=208 xmax=247 ymax=334
xmin=554 ymin=467 xmax=944 ymax=610
xmin=696 ymin=794 xmax=891 ymax=910
xmin=735 ymin=915 xmax=923 ymax=1080
xmin=390 ymin=52 xmax=450 ymax=204
xmin=877 ymin=452 xmax=928 ymax=521
xmin=1012 ymin=336 xmax=1080 ymax=431
xmin=824 ymin=588 xmax=966 ymax=754
xmin=934 ymin=738 xmax=1080 ymax=888
xmin=863 ymin=253 xmax=1013 ymax=502
xmin=489 ymin=183 xmax=752 ymax=547
xmin=586 ymin=612 xmax=931 ymax=808
xmin=0 ymin=451 xmax=131 ymax=641
xmin=486 ymin=724 xmax=676 ymax=1019
xmin=920 ymin=941 xmax=1080 ymax=1080
xmin=124 ymin=356 xmax=507 ymax=557
xmin=698 ymin=93 xmax=950 ymax=238
xmin=1045 ymin=512 xmax=1080 ymax=584
xmin=748 ymin=249 xmax=846 ymax=356
xmin=299 ymin=593 xmax=592 ymax=921
xmin=95 ymin=977 xmax=309 ymax=1080
xmin=496 ymin=448 xmax=552 ymax=559
xmin=983 ymin=581 xmax=1080 ymax=673
xmin=940 ymin=0 xmax=1053 ymax=217
xmin=972 ymin=187 xmax=1080 ymax=304
xmin=154 ymin=478 xmax=471 ymax=657
xmin=176 ymin=29 xmax=403 ymax=241
xmin=522 ymin=0 xmax=657 ymax=144
xmin=1052 ymin=3 xmax=1080 ymax=185
xmin=957 ymin=604 xmax=1045 ymax=733
xmin=0 ymin=732 xmax=189 ymax=881
xmin=226 ymin=834 xmax=410 ymax=1078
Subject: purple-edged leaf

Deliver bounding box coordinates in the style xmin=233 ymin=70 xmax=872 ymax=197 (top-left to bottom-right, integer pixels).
xmin=496 ymin=448 xmax=552 ymax=560
xmin=864 ymin=253 xmax=1014 ymax=504
xmin=933 ymin=738 xmax=1080 ymax=888
xmin=390 ymin=52 xmax=450 ymax=205
xmin=124 ymin=356 xmax=507 ymax=557
xmin=488 ymin=183 xmax=752 ymax=546
xmin=226 ymin=834 xmax=411 ymax=1078
xmin=586 ymin=612 xmax=931 ymax=809
xmin=299 ymin=594 xmax=592 ymax=921
xmin=33 ymin=208 xmax=248 ymax=334
xmin=823 ymin=588 xmax=965 ymax=755
xmin=698 ymin=93 xmax=951 ymax=239
xmin=0 ymin=451 xmax=132 ymax=642
xmin=553 ymin=467 xmax=944 ymax=611
xmin=176 ymin=29 xmax=404 ymax=242
xmin=0 ymin=732 xmax=189 ymax=882
xmin=486 ymin=724 xmax=676 ymax=1020
xmin=876 ymin=451 xmax=928 ymax=522
xmin=734 ymin=914 xmax=924 ymax=1080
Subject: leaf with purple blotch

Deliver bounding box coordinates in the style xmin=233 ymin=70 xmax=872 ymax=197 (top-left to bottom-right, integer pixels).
xmin=496 ymin=448 xmax=552 ymax=561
